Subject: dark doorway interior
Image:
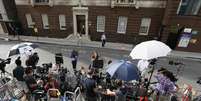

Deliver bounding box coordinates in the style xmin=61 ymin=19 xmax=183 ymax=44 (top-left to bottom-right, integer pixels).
xmin=76 ymin=15 xmax=85 ymax=35
xmin=166 ymin=27 xmax=184 ymax=49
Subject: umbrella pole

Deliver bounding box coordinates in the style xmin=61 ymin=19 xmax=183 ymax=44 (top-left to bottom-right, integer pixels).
xmin=147 ymin=65 xmax=155 ymax=89
xmin=144 ymin=65 xmax=155 ymax=100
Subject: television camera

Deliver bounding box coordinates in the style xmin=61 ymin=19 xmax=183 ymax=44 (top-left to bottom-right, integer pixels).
xmin=36 ymin=63 xmax=52 ymax=74
xmin=0 ymin=58 xmax=11 ymax=73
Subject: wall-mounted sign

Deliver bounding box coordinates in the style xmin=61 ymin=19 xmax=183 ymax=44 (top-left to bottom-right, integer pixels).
xmin=178 ymin=34 xmax=191 ymax=47
xmin=192 ymin=30 xmax=198 ymax=35
xmin=184 ymin=28 xmax=192 ymax=33
xmin=190 ymin=39 xmax=197 ymax=44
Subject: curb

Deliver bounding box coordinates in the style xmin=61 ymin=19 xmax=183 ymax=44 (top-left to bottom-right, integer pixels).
xmin=0 ymin=37 xmax=131 ymax=52
xmin=1 ymin=37 xmax=201 ymax=61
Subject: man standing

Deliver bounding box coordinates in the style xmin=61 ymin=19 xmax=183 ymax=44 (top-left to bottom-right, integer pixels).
xmin=71 ymin=50 xmax=79 ymax=71
xmin=13 ymin=57 xmax=28 ymax=93
xmin=24 ymin=67 xmax=37 ymax=92
xmin=13 ymin=57 xmax=24 ymax=81
xmin=84 ymin=70 xmax=97 ymax=101
xmin=101 ymin=33 xmax=106 ymax=47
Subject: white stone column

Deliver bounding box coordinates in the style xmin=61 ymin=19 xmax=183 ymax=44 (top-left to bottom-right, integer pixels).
xmin=73 ymin=13 xmax=77 ymax=35
xmin=85 ymin=13 xmax=88 ymax=36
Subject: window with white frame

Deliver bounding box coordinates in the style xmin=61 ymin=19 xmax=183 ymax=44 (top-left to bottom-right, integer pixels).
xmin=139 ymin=18 xmax=151 ymax=35
xmin=35 ymin=0 xmax=49 ymax=3
xmin=41 ymin=14 xmax=49 ymax=29
xmin=97 ymin=16 xmax=105 ymax=32
xmin=116 ymin=0 xmax=135 ymax=3
xmin=59 ymin=15 xmax=66 ymax=30
xmin=117 ymin=16 xmax=127 ymax=34
xmin=177 ymin=0 xmax=201 ymax=15
xmin=25 ymin=14 xmax=34 ymax=28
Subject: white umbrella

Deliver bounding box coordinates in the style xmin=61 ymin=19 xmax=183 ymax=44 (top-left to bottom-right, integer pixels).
xmin=8 ymin=42 xmax=38 ymax=57
xmin=130 ymin=40 xmax=171 ymax=60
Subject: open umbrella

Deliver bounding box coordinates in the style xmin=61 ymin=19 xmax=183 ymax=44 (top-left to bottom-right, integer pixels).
xmin=8 ymin=42 xmax=38 ymax=57
xmin=130 ymin=40 xmax=171 ymax=60
xmin=106 ymin=60 xmax=140 ymax=81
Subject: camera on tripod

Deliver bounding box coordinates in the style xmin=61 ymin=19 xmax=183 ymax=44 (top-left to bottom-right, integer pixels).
xmin=36 ymin=63 xmax=52 ymax=74
xmin=0 ymin=58 xmax=11 ymax=73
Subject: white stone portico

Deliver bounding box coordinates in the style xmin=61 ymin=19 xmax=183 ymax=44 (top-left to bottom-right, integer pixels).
xmin=72 ymin=7 xmax=89 ymax=36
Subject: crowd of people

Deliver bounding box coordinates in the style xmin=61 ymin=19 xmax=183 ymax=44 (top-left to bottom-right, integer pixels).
xmin=10 ymin=49 xmax=197 ymax=101
xmin=11 ymin=49 xmax=136 ymax=101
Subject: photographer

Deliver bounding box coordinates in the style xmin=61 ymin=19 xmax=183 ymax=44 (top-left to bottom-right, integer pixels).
xmin=13 ymin=57 xmax=24 ymax=81
xmin=26 ymin=52 xmax=39 ymax=69
xmin=24 ymin=67 xmax=37 ymax=93
xmin=13 ymin=57 xmax=28 ymax=93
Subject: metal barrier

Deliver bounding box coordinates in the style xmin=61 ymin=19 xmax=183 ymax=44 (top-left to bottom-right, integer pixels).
xmin=0 ymin=74 xmax=24 ymax=100
xmin=64 ymin=87 xmax=82 ymax=101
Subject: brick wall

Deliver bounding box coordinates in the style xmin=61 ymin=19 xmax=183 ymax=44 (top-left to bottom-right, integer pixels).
xmin=162 ymin=0 xmax=201 ymax=52
xmin=17 ymin=5 xmax=165 ymax=43
xmin=88 ymin=6 xmax=165 ymax=44
xmin=16 ymin=5 xmax=73 ymax=38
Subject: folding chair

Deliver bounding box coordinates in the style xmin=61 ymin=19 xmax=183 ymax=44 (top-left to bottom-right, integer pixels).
xmin=47 ymin=89 xmax=61 ymax=101
xmin=64 ymin=87 xmax=82 ymax=101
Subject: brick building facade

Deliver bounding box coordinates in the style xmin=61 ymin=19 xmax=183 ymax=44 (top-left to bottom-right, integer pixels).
xmin=161 ymin=0 xmax=201 ymax=52
xmin=15 ymin=0 xmax=166 ymax=43
xmin=0 ymin=0 xmax=19 ymax=37
xmin=13 ymin=0 xmax=201 ymax=52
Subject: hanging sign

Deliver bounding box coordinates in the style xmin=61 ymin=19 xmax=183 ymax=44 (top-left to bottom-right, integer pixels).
xmin=178 ymin=33 xmax=191 ymax=47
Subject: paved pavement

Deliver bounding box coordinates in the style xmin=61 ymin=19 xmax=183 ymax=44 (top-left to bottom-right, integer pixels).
xmin=1 ymin=34 xmax=201 ymax=61
xmin=0 ymin=39 xmax=201 ymax=98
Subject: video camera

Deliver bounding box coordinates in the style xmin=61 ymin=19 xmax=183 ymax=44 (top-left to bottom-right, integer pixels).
xmin=0 ymin=58 xmax=11 ymax=73
xmin=36 ymin=63 xmax=52 ymax=74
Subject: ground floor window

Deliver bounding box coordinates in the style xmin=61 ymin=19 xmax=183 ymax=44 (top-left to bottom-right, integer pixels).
xmin=41 ymin=14 xmax=49 ymax=29
xmin=117 ymin=16 xmax=127 ymax=34
xmin=25 ymin=14 xmax=34 ymax=28
xmin=97 ymin=16 xmax=105 ymax=32
xmin=139 ymin=18 xmax=151 ymax=35
xmin=59 ymin=15 xmax=66 ymax=30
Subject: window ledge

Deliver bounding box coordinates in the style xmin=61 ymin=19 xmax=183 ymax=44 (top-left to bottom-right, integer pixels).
xmin=34 ymin=2 xmax=49 ymax=5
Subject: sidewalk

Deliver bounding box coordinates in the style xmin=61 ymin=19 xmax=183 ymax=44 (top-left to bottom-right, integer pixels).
xmin=1 ymin=35 xmax=201 ymax=60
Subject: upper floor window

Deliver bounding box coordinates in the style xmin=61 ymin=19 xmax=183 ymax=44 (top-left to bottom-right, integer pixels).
xmin=34 ymin=0 xmax=49 ymax=3
xmin=177 ymin=0 xmax=201 ymax=15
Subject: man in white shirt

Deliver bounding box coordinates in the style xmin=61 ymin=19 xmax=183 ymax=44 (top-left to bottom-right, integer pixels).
xmin=101 ymin=33 xmax=106 ymax=47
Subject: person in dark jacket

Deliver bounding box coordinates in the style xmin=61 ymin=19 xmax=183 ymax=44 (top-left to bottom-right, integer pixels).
xmin=13 ymin=57 xmax=24 ymax=81
xmin=71 ymin=50 xmax=78 ymax=71
xmin=84 ymin=70 xmax=98 ymax=101
xmin=26 ymin=52 xmax=39 ymax=69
